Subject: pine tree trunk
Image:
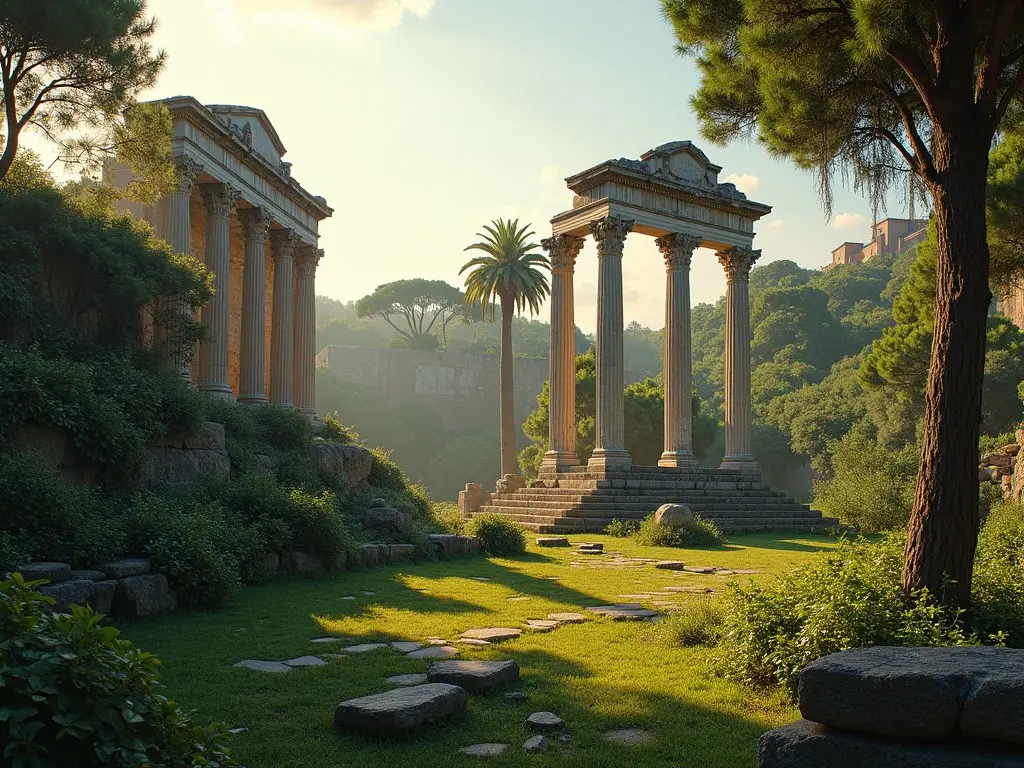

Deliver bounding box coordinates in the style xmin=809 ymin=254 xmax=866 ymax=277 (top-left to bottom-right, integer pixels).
xmin=499 ymin=291 xmax=518 ymax=478
xmin=902 ymin=122 xmax=991 ymax=610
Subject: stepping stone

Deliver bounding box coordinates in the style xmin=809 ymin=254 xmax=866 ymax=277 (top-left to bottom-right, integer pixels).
xmin=578 ymin=549 xmax=604 ymax=556
xmin=654 ymin=560 xmax=687 ymax=570
xmin=525 ymin=620 xmax=558 ymax=631
xmin=684 ymin=566 xmax=717 ymax=574
xmin=311 ymin=637 xmax=343 ymax=644
xmin=459 ymin=744 xmax=508 ymax=757
xmin=523 ymin=735 xmax=549 ymax=752
xmin=732 ymin=569 xmax=763 ymax=575
xmin=715 ymin=569 xmax=736 ymax=576
xmin=387 ymin=673 xmax=428 ymax=686
xmin=341 ymin=595 xmax=357 ymax=600
xmin=507 ymin=596 xmax=530 ymax=602
xmin=233 ymin=660 xmax=293 ymax=673
xmin=426 ymin=638 xmax=448 ymax=645
xmin=428 ymin=660 xmax=520 ymax=692
xmin=283 ymin=655 xmax=326 ymax=667
xmin=548 ymin=613 xmax=586 ymax=624
xmin=343 ymin=643 xmax=389 ymax=654
xmin=577 ymin=542 xmax=604 ymax=551
xmin=460 ymin=627 xmax=522 ymax=643
xmin=504 ymin=691 xmax=526 ymax=701
xmin=588 ymin=605 xmax=659 ymax=621
xmin=618 ymin=593 xmax=658 ymax=599
xmin=604 ymin=728 xmax=653 ymax=744
xmin=457 ymin=638 xmax=491 ymax=646
xmin=334 ymin=683 xmax=468 ymax=734
xmin=361 ymin=590 xmax=375 ymax=596
xmin=526 ymin=711 xmax=565 ymax=730
xmin=407 ymin=646 xmax=459 ymax=659
xmin=559 ymin=733 xmax=572 ymax=743
xmin=537 ymin=537 xmax=570 ymax=547
xmin=391 ymin=641 xmax=424 ymax=653
xmin=471 ymin=577 xmax=492 ymax=582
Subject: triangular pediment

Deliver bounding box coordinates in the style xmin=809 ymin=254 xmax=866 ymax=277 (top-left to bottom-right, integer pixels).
xmin=640 ymin=140 xmax=722 ymax=189
xmin=207 ymin=104 xmax=287 ymax=164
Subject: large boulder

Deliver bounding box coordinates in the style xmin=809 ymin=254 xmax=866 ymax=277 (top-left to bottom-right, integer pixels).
xmin=13 ymin=562 xmax=71 ymax=583
xmin=94 ymin=558 xmax=151 ymax=579
xmin=757 ymin=719 xmax=1024 ymax=768
xmin=151 ymin=422 xmax=225 ymax=451
xmin=799 ymin=646 xmax=1024 ymax=745
xmin=285 ymin=551 xmax=324 ymax=574
xmin=334 ymin=683 xmax=468 ymax=734
xmin=981 ymin=453 xmax=1014 ymax=469
xmin=654 ymin=504 xmax=694 ymax=529
xmin=38 ymin=579 xmax=116 ymax=614
xmin=427 ymin=660 xmax=519 ymax=692
xmin=139 ymin=447 xmax=229 ymax=489
xmin=112 ymin=574 xmax=176 ymax=618
xmin=363 ymin=506 xmax=408 ymax=529
xmin=310 ymin=442 xmax=372 ymax=488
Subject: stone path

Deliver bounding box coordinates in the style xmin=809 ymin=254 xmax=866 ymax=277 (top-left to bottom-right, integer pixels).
xmin=459 ymin=744 xmax=508 ymax=757
xmin=428 ymin=660 xmax=519 ymax=692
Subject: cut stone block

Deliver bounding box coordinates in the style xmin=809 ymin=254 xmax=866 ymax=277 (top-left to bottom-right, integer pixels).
xmin=428 ymin=660 xmax=519 ymax=693
xmin=525 ymin=620 xmax=559 ymax=631
xmin=407 ymin=646 xmax=459 ymax=659
xmin=577 ymin=542 xmax=604 ymax=551
xmin=459 ymin=744 xmax=508 ymax=757
xmin=38 ymin=579 xmax=116 ymax=614
xmin=460 ymin=627 xmax=522 ymax=642
xmin=526 ymin=711 xmax=565 ymax=730
xmin=284 ymin=551 xmax=323 ymax=574
xmin=654 ymin=560 xmax=687 ymax=570
xmin=387 ymin=673 xmax=428 ymax=686
xmin=334 ymin=683 xmax=468 ymax=734
xmin=548 ymin=612 xmax=587 ymax=624
xmin=283 ymin=655 xmax=327 ymax=667
xmin=14 ymin=562 xmax=71 ymax=583
xmin=343 ymin=643 xmax=388 ymax=654
xmin=94 ymin=558 xmax=151 ymax=579
xmin=234 ymin=659 xmax=293 ymax=673
xmin=536 ymin=537 xmax=570 ymax=547
xmin=587 ymin=604 xmax=658 ymax=621
xmin=112 ymin=574 xmax=175 ymax=618
xmin=389 ymin=544 xmax=415 ymax=560
xmin=68 ymin=569 xmax=106 ymax=582
xmin=391 ymin=641 xmax=424 ymax=653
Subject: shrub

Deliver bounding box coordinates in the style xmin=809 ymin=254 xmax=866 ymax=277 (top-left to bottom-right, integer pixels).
xmin=604 ymin=518 xmax=639 ymax=537
xmin=367 ymin=446 xmax=409 ymax=492
xmin=318 ymin=412 xmax=358 ymax=444
xmin=287 ymin=489 xmax=350 ymax=568
xmin=632 ymin=513 xmax=723 ymax=548
xmin=657 ymin=597 xmax=725 ymax=647
xmin=465 ymin=513 xmax=527 ymax=555
xmin=0 ymin=575 xmax=238 ymax=768
xmin=972 ymin=501 xmax=1024 ymax=644
xmin=431 ymin=502 xmax=465 ymax=535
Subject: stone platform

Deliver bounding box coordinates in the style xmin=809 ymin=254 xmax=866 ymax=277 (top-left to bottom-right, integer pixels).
xmin=472 ymin=466 xmax=837 ymax=534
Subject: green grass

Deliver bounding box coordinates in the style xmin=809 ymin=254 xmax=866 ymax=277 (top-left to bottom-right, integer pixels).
xmin=120 ymin=533 xmax=839 ymax=768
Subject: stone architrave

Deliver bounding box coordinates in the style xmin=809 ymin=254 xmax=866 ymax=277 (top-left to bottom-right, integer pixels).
xmin=540 ymin=234 xmax=585 ymax=472
xmin=162 ymin=155 xmax=203 ymax=381
xmin=293 ymin=245 xmax=323 ymax=421
xmin=197 ymin=182 xmax=240 ymax=399
xmin=588 ymin=215 xmax=634 ymax=471
xmin=237 ymin=207 xmax=274 ymax=404
xmin=269 ymin=229 xmax=300 ymax=406
xmin=656 ymin=233 xmax=702 ymax=467
xmin=717 ymin=246 xmax=760 ymax=471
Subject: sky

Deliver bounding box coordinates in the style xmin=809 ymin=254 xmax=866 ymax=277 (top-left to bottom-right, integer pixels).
xmin=32 ymin=0 xmax=914 ymax=333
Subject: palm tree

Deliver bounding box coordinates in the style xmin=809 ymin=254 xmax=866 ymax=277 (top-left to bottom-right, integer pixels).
xmin=461 ymin=218 xmax=550 ymax=480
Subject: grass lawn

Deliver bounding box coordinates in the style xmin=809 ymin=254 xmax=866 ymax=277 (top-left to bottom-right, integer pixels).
xmin=120 ymin=533 xmax=838 ymax=768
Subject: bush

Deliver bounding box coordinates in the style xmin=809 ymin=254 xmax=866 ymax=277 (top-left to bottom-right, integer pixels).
xmin=972 ymin=501 xmax=1024 ymax=644
xmin=318 ymin=412 xmax=358 ymax=444
xmin=604 ymin=518 xmax=639 ymax=537
xmin=431 ymin=502 xmax=465 ymax=534
xmin=656 ymin=597 xmax=725 ymax=647
xmin=632 ymin=514 xmax=723 ymax=548
xmin=287 ymin=489 xmax=350 ymax=568
xmin=0 ymin=575 xmax=238 ymax=768
xmin=465 ymin=513 xmax=527 ymax=555
xmin=367 ymin=446 xmax=409 ymax=492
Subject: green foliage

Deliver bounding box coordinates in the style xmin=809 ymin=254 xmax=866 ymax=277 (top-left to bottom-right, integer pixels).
xmin=355 ymin=279 xmax=464 ymax=350
xmin=657 ymin=597 xmax=725 ymax=648
xmin=318 ymin=412 xmax=358 ymax=444
xmin=604 ymin=519 xmax=639 ymax=538
xmin=465 ymin=514 xmax=527 ymax=555
xmin=632 ymin=514 xmax=723 ymax=548
xmin=368 ymin=447 xmax=410 ymax=492
xmin=972 ymin=501 xmax=1024 ymax=644
xmin=0 ymin=575 xmax=238 ymax=768
xmin=813 ymin=434 xmax=919 ymax=532
xmin=287 ymin=490 xmax=351 ymax=568
xmin=431 ymin=502 xmax=465 ymax=535
xmin=460 ymin=218 xmax=550 ymax=320
xmin=987 ymin=128 xmax=1024 ymax=289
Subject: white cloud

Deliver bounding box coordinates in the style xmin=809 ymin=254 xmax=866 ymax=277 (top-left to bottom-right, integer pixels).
xmin=833 ymin=212 xmax=868 ymax=230
xmin=236 ymin=0 xmax=435 ymax=35
xmin=723 ymin=173 xmax=760 ymax=193
xmin=537 ymin=165 xmax=562 ymax=184
xmin=768 ymin=219 xmax=785 ymax=230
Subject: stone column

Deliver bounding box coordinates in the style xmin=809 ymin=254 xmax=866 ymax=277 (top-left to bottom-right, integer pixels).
xmin=588 ymin=215 xmax=634 ymax=472
xmin=197 ymin=182 xmax=240 ymax=399
xmin=293 ymin=245 xmax=322 ymax=421
xmin=539 ymin=233 xmax=585 ymax=473
xmin=269 ymin=229 xmax=300 ymax=407
xmin=163 ymin=155 xmax=203 ymax=380
xmin=657 ymin=233 xmax=702 ymax=468
xmin=237 ymin=207 xmax=274 ymax=404
xmin=717 ymin=246 xmax=760 ymax=471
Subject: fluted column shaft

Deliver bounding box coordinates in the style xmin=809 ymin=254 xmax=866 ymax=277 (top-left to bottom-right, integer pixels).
xmin=718 ymin=246 xmax=760 ymax=471
xmin=197 ymin=183 xmax=239 ymax=399
xmin=588 ymin=216 xmax=634 ymax=472
xmin=270 ymin=230 xmax=299 ymax=406
xmin=238 ymin=207 xmax=274 ymax=404
xmin=164 ymin=156 xmax=202 ymax=381
xmin=294 ymin=246 xmax=322 ymax=420
xmin=540 ymin=234 xmax=585 ymax=473
xmin=658 ymin=233 xmax=702 ymax=468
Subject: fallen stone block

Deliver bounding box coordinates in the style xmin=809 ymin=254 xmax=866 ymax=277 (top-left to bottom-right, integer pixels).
xmin=654 ymin=560 xmax=686 ymax=570
xmin=38 ymin=579 xmax=116 ymax=614
xmin=536 ymin=537 xmax=570 ymax=547
xmin=428 ymin=660 xmax=519 ymax=693
xmin=94 ymin=558 xmax=151 ymax=579
xmin=334 ymin=683 xmax=468 ymax=734
xmin=13 ymin=562 xmax=71 ymax=583
xmin=112 ymin=574 xmax=176 ymax=618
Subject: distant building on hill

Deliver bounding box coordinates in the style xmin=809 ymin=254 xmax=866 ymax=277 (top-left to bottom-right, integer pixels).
xmin=826 ymin=217 xmax=929 ymax=269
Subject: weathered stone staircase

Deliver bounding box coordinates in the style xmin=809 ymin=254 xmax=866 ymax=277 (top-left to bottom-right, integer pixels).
xmin=473 ymin=465 xmax=838 ymax=534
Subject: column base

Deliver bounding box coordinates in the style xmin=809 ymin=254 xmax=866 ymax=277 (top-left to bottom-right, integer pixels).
xmin=588 ymin=449 xmax=632 ymax=472
xmin=197 ymin=383 xmax=235 ymax=401
xmin=298 ymin=407 xmax=319 ymax=423
xmin=658 ymin=451 xmax=699 ymax=468
xmin=539 ymin=450 xmax=580 ymax=474
xmin=719 ymin=455 xmax=759 ymax=473
xmin=238 ymin=394 xmax=269 ymax=405
xmin=270 ymin=399 xmax=294 ymax=408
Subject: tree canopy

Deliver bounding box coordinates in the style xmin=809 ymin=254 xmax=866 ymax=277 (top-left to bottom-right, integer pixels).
xmin=355 ymin=279 xmax=464 ymax=350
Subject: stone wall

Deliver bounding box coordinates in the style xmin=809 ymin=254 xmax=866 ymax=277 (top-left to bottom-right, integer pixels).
xmin=978 ymin=431 xmax=1024 ymax=501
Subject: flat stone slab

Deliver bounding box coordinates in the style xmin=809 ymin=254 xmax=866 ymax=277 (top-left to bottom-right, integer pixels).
xmin=426 ymin=638 xmax=448 ymax=645
xmin=459 ymin=744 xmax=508 ymax=757
xmin=577 ymin=543 xmax=604 ymax=551
xmin=471 ymin=576 xmax=492 ymax=582
xmin=428 ymin=660 xmax=519 ymax=693
xmin=526 ymin=711 xmax=565 ymax=730
xmin=457 ymin=638 xmax=491 ymax=646
xmin=504 ymin=691 xmax=526 ymax=701
xmin=537 ymin=537 xmax=570 ymax=547
xmin=234 ymin=660 xmax=293 ymax=673
xmin=604 ymin=728 xmax=653 ymax=745
xmin=94 ymin=558 xmax=151 ymax=579
xmin=683 ymin=566 xmax=717 ymax=574
xmin=387 ymin=673 xmax=428 ymax=686
xmin=757 ymin=719 xmax=1024 ymax=768
xmin=407 ymin=646 xmax=459 ymax=659
xmin=654 ymin=560 xmax=687 ymax=570
xmin=588 ymin=605 xmax=658 ymax=620
xmin=578 ymin=549 xmax=604 ymax=556
xmin=283 ymin=655 xmax=326 ymax=667
xmin=334 ymin=683 xmax=468 ymax=734
xmin=800 ymin=647 xmax=1024 ymax=743
xmin=343 ymin=643 xmax=389 ymax=654
xmin=311 ymin=637 xmax=343 ymax=644
xmin=460 ymin=627 xmax=522 ymax=642
xmin=523 ymin=735 xmax=549 ymax=752
xmin=68 ymin=569 xmax=107 ymax=581
xmin=15 ymin=562 xmax=71 ymax=583
xmin=548 ymin=613 xmax=587 ymax=623
xmin=391 ymin=641 xmax=424 ymax=652
xmin=525 ymin=620 xmax=559 ymax=631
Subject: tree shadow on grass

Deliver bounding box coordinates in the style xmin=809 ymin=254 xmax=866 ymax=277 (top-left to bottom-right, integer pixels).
xmin=727 ymin=534 xmax=839 ymax=553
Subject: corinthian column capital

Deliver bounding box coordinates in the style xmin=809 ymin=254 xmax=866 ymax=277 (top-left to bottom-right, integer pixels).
xmin=173 ymin=155 xmax=203 ymax=194
xmin=656 ymin=233 xmax=702 ymax=271
xmin=201 ymin=183 xmax=241 ymax=218
xmin=239 ymin=206 xmax=274 ymax=241
xmin=270 ymin=229 xmax=301 ymax=262
xmin=541 ymin=234 xmax=585 ymax=272
xmin=590 ymin=215 xmax=634 ymax=257
xmin=295 ymin=244 xmax=324 ymax=276
xmin=716 ymin=246 xmax=760 ymax=282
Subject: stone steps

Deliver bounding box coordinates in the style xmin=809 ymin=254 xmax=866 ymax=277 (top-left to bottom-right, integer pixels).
xmin=480 ymin=512 xmax=839 ymax=534
xmin=484 ymin=499 xmax=811 ymax=513
xmin=493 ymin=489 xmax=788 ymax=501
